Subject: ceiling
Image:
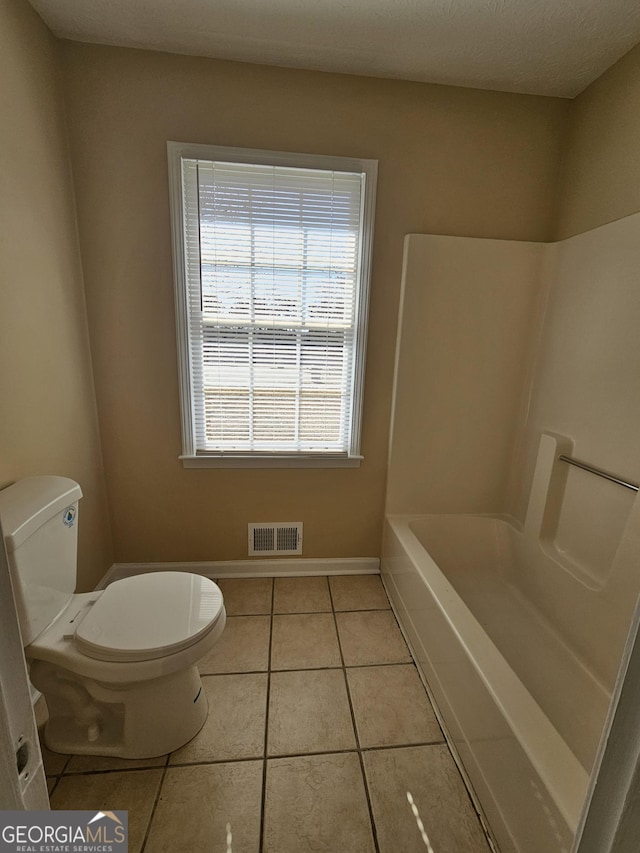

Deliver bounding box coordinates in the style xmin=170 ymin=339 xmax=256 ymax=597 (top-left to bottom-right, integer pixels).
xmin=30 ymin=0 xmax=640 ymax=98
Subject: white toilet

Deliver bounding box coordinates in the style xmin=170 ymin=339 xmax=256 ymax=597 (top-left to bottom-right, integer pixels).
xmin=0 ymin=476 xmax=226 ymax=758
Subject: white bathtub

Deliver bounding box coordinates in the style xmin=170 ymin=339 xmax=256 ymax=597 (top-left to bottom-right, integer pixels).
xmin=382 ymin=513 xmax=598 ymax=853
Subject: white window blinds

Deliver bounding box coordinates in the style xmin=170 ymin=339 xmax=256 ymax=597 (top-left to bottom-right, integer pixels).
xmin=170 ymin=145 xmax=376 ymax=463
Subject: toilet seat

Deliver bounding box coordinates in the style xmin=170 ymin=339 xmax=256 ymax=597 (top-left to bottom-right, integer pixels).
xmin=74 ymin=572 xmax=224 ymax=663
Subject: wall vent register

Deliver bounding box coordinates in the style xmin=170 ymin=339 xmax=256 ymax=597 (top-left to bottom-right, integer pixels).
xmin=248 ymin=522 xmax=303 ymax=556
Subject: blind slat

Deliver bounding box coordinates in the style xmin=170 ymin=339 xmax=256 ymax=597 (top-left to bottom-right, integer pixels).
xmin=181 ymin=155 xmax=366 ymax=454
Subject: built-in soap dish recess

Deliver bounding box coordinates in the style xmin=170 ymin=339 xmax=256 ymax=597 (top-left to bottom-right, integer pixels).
xmin=248 ymin=522 xmax=303 ymax=556
xmin=526 ymin=432 xmax=638 ymax=589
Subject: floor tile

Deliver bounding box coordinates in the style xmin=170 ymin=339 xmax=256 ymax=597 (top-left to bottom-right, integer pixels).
xmin=50 ymin=769 xmax=163 ymax=853
xmin=65 ymin=754 xmax=167 ymax=774
xmin=271 ymin=613 xmax=341 ymax=670
xmin=145 ymin=761 xmax=263 ymax=853
xmin=37 ymin=574 xmax=490 ymax=853
xmin=363 ymin=745 xmax=491 ymax=853
xmin=169 ymin=674 xmax=267 ymax=764
xmin=199 ymin=615 xmax=271 ymax=674
xmin=329 ymin=574 xmax=390 ymax=611
xmin=268 ymin=669 xmax=356 ymax=756
xmin=273 ymin=576 xmax=331 ymax=613
xmin=347 ymin=665 xmax=443 ymax=747
xmin=217 ymin=577 xmax=273 ymax=615
xmin=336 ymin=611 xmax=412 ymax=666
xmin=263 ymin=752 xmax=375 ymax=853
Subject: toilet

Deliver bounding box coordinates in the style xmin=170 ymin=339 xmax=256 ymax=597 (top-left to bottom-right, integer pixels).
xmin=0 ymin=476 xmax=226 ymax=758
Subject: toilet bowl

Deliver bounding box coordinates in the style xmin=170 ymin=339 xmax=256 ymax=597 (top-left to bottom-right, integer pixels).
xmin=0 ymin=476 xmax=226 ymax=758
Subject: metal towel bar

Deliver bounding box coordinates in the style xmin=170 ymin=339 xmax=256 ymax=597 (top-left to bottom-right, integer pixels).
xmin=558 ymin=455 xmax=639 ymax=493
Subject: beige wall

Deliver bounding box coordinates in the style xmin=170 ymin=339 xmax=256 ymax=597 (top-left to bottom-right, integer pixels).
xmin=58 ymin=42 xmax=568 ymax=562
xmin=556 ymin=42 xmax=640 ymax=238
xmin=0 ymin=0 xmax=112 ymax=590
xmin=0 ymin=2 xmax=636 ymax=574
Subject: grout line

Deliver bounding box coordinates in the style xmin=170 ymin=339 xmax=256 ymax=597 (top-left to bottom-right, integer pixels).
xmin=61 ymin=761 xmax=170 ymax=776
xmin=139 ymin=754 xmax=169 ymax=853
xmin=270 ymin=660 xmax=411 ymax=672
xmin=274 ymin=607 xmax=391 ymax=615
xmin=359 ymin=740 xmax=446 ymax=753
xmin=168 ymin=754 xmax=267 ymax=769
xmin=47 ymin=740 xmax=449 ymax=777
xmin=47 ymin=751 xmax=73 ymax=778
xmin=47 ymin=775 xmax=61 ymax=798
xmin=328 ymin=578 xmax=381 ymax=853
xmin=332 ymin=608 xmax=391 ymax=613
xmin=258 ymin=577 xmax=275 ymax=853
xmin=200 ymin=659 xmax=418 ymax=679
xmin=223 ymin=611 xmax=272 ymax=617
xmin=227 ymin=606 xmax=391 ymax=617
xmin=199 ymin=668 xmax=273 ymax=677
xmin=262 ymin=740 xmax=447 ymax=761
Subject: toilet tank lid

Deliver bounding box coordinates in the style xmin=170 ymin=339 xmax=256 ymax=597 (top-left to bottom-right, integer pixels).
xmin=0 ymin=476 xmax=83 ymax=552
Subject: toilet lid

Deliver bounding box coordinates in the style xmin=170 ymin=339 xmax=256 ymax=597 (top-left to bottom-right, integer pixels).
xmin=74 ymin=572 xmax=224 ymax=662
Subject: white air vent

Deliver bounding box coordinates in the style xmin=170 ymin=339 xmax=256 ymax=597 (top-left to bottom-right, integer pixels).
xmin=248 ymin=522 xmax=303 ymax=556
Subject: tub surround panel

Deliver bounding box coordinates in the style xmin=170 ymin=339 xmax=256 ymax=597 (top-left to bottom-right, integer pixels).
xmin=520 ymin=434 xmax=640 ymax=690
xmin=387 ymin=234 xmax=545 ymax=516
xmin=508 ymin=214 xmax=640 ymax=694
xmin=384 ymin=211 xmax=640 ymax=853
xmin=513 ymin=211 xmax=640 ymax=555
xmin=389 ymin=217 xmax=640 ymax=693
xmin=391 ymin=214 xmax=640 ymax=549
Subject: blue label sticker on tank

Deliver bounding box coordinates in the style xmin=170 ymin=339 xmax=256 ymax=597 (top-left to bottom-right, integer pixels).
xmin=62 ymin=506 xmax=76 ymax=527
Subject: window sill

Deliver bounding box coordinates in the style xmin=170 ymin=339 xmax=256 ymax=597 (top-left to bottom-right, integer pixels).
xmin=179 ymin=453 xmax=363 ymax=469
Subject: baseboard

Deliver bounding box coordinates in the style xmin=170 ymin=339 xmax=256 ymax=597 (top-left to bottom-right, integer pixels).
xmin=97 ymin=557 xmax=380 ymax=588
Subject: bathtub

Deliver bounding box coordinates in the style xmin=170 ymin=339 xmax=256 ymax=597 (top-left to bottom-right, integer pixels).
xmin=381 ymin=512 xmax=598 ymax=853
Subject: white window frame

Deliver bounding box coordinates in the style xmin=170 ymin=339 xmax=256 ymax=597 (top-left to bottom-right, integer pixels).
xmin=167 ymin=141 xmax=377 ymax=468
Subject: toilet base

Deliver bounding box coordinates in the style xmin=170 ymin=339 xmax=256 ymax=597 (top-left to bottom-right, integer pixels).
xmin=31 ymin=660 xmax=208 ymax=758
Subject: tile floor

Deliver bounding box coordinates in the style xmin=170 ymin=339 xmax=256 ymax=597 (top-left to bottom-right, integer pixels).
xmin=41 ymin=574 xmax=492 ymax=853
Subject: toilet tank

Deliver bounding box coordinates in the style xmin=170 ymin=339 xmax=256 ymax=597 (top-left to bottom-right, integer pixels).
xmin=0 ymin=476 xmax=83 ymax=647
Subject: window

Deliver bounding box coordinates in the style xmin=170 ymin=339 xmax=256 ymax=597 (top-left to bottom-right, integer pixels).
xmin=168 ymin=143 xmax=377 ymax=467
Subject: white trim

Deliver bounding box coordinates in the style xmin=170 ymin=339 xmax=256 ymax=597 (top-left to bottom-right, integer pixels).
xmin=167 ymin=141 xmax=377 ymax=467
xmin=97 ymin=557 xmax=380 ymax=588
xmin=168 ymin=141 xmax=377 ymax=178
xmin=180 ymin=453 xmax=363 ymax=468
xmin=167 ymin=143 xmax=196 ymax=458
xmin=349 ymin=159 xmax=377 ymax=455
